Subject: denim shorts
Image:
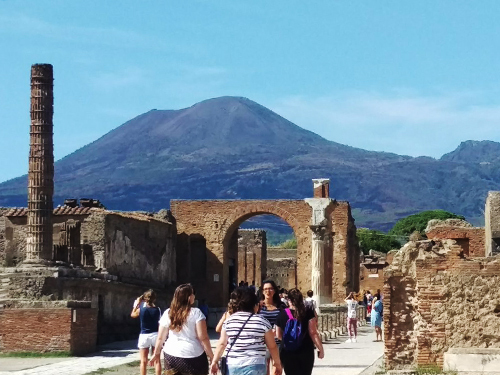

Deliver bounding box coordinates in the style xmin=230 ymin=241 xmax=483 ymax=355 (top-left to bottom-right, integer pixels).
xmin=227 ymin=364 xmax=267 ymax=375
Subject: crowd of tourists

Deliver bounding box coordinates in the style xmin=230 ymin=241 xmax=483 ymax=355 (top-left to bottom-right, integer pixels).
xmin=131 ymin=281 xmax=325 ymax=375
xmin=130 ymin=282 xmax=383 ymax=375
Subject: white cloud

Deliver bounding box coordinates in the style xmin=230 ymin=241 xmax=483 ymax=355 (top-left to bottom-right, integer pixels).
xmin=270 ymin=90 xmax=500 ymax=158
xmin=0 ymin=12 xmax=168 ymax=51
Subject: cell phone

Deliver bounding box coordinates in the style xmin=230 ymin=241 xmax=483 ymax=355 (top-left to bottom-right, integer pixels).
xmin=317 ymin=350 xmax=320 ymax=358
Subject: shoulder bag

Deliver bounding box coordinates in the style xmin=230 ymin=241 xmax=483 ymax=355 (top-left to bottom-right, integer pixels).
xmin=220 ymin=313 xmax=253 ymax=375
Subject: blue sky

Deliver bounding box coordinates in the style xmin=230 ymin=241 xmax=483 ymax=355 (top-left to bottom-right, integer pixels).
xmin=2 ymin=1 xmax=500 ymax=183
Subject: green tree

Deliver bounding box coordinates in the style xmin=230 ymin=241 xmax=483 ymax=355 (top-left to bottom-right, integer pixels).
xmin=357 ymin=228 xmax=401 ymax=254
xmin=389 ymin=209 xmax=465 ymax=237
xmin=279 ymin=238 xmax=297 ymax=249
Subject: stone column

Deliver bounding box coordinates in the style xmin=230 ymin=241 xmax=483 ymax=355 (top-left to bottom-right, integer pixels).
xmin=311 ymin=226 xmax=328 ymax=306
xmin=25 ymin=64 xmax=54 ymax=264
xmin=306 ymin=178 xmax=333 ymax=307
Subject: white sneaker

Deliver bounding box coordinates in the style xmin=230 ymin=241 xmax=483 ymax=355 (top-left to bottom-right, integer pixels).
xmin=353 ymin=338 xmax=357 ymax=343
xmin=346 ymin=338 xmax=352 ymax=343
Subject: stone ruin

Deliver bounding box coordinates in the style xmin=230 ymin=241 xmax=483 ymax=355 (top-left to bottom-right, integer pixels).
xmin=0 ymin=64 xmax=360 ymax=355
xmin=383 ymin=196 xmax=500 ymax=372
xmin=235 ymin=229 xmax=298 ymax=291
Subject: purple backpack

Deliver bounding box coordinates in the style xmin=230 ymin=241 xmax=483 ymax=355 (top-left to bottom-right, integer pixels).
xmin=282 ymin=308 xmax=304 ymax=351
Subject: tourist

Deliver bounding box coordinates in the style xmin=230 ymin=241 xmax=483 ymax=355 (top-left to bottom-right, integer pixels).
xmin=276 ymin=288 xmax=324 ymax=375
xmin=280 ymin=289 xmax=289 ymax=307
xmin=210 ymin=287 xmax=282 ymax=375
xmin=375 ymin=289 xmax=382 ymax=301
xmin=216 ymin=291 xmax=237 ymax=333
xmin=365 ymin=290 xmax=373 ymax=322
xmin=345 ymin=291 xmax=358 ymax=343
xmin=131 ymin=289 xmax=162 ymax=375
xmin=199 ymin=299 xmax=209 ymax=319
xmin=259 ymin=279 xmax=282 ymax=375
xmin=250 ymin=280 xmax=257 ymax=294
xmin=150 ymin=283 xmax=214 ymax=375
xmin=370 ymin=296 xmax=383 ymax=342
xmin=304 ymin=290 xmax=317 ymax=314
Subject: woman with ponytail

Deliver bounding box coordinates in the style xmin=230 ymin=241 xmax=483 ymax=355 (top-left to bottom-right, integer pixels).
xmin=275 ymin=288 xmax=324 ymax=375
xmin=150 ymin=284 xmax=213 ymax=375
xmin=131 ymin=289 xmax=162 ymax=375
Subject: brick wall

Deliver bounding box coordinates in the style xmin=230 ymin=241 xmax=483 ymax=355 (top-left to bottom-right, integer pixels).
xmin=267 ymin=258 xmax=297 ymax=290
xmin=426 ymin=226 xmax=485 ymax=257
xmin=384 ymin=240 xmax=500 ymax=370
xmin=171 ymin=200 xmax=313 ymax=307
xmin=237 ymin=229 xmax=266 ymax=285
xmin=329 ymin=201 xmax=359 ymax=302
xmin=359 ymin=265 xmax=385 ymax=295
xmin=171 ymin=198 xmax=358 ymax=306
xmin=0 ymin=306 xmax=97 ymax=355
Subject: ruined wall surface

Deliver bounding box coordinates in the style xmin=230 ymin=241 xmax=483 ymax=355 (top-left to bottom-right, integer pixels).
xmin=102 ymin=213 xmax=176 ymax=287
xmin=426 ymin=219 xmax=485 ymax=257
xmin=267 ymin=248 xmax=297 ymax=259
xmin=359 ymin=265 xmax=386 ymax=295
xmin=1 ymin=211 xmax=92 ymax=266
xmin=384 ymin=239 xmax=500 ymax=370
xmin=237 ymin=229 xmax=266 ymax=285
xmin=0 ymin=306 xmax=97 ymax=355
xmin=485 ymin=191 xmax=500 ymax=256
xmin=1 ymin=216 xmax=28 ymax=266
xmin=267 ymin=258 xmax=296 ymax=290
xmin=171 ymin=200 xmax=313 ymax=307
xmin=329 ymin=201 xmax=359 ymax=302
xmin=81 ymin=212 xmax=106 ymax=269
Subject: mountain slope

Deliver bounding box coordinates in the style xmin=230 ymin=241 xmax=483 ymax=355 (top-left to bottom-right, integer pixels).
xmin=0 ymin=96 xmax=497 ymax=231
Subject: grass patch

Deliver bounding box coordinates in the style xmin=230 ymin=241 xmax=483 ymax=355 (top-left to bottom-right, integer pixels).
xmin=126 ymin=361 xmax=140 ymax=367
xmin=0 ymin=351 xmax=72 ymax=358
xmin=416 ymin=365 xmax=457 ymax=375
xmin=87 ymin=368 xmax=110 ymax=375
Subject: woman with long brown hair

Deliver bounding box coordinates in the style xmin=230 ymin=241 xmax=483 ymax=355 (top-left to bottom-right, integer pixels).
xmin=275 ymin=288 xmax=324 ymax=375
xmin=150 ymin=284 xmax=213 ymax=375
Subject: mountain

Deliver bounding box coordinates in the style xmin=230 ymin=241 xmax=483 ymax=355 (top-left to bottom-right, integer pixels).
xmin=440 ymin=140 xmax=500 ymax=164
xmin=1 ymin=96 xmax=499 ymax=231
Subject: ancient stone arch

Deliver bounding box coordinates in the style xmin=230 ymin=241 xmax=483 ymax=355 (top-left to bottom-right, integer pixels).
xmin=171 ymin=190 xmax=359 ymax=307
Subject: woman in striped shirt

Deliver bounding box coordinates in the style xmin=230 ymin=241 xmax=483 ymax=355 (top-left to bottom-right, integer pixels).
xmin=210 ymin=287 xmax=282 ymax=375
xmin=258 ymin=280 xmax=282 ymax=375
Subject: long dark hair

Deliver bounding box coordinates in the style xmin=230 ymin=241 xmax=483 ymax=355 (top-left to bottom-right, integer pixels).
xmin=262 ymin=279 xmax=281 ymax=307
xmin=169 ymin=283 xmax=194 ymax=331
xmin=287 ymin=288 xmax=306 ymax=321
xmin=232 ymin=287 xmax=258 ymax=313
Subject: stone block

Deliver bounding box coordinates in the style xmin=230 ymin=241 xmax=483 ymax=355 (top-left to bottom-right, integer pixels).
xmin=444 ymin=348 xmax=500 ymax=373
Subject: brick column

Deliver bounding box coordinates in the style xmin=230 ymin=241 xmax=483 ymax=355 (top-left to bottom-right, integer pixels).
xmin=25 ymin=64 xmax=54 ymax=263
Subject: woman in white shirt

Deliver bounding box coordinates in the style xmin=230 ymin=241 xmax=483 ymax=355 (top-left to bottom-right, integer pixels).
xmin=150 ymin=283 xmax=214 ymax=375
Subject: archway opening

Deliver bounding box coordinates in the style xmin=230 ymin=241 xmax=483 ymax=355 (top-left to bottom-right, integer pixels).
xmin=228 ymin=214 xmax=298 ymax=294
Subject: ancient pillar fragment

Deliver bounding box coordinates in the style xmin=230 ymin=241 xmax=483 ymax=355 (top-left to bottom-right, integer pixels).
xmin=306 ymin=178 xmax=333 ymax=306
xmin=313 ymin=178 xmax=330 ymax=198
xmin=311 ymin=226 xmax=327 ymax=306
xmin=25 ymin=64 xmax=54 ymax=263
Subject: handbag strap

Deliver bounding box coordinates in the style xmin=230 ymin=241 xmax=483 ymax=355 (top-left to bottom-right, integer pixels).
xmin=285 ymin=308 xmax=294 ymax=320
xmin=226 ymin=313 xmax=253 ymax=358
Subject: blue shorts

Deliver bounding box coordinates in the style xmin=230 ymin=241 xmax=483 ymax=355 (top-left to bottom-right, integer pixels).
xmin=227 ymin=364 xmax=267 ymax=375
